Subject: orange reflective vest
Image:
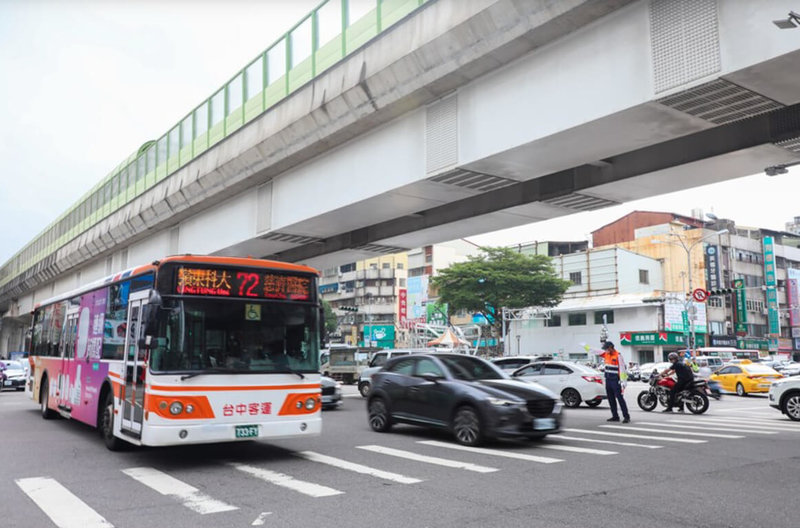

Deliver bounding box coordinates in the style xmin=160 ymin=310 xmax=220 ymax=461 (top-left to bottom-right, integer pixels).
xmin=602 ymin=350 xmax=624 ymax=378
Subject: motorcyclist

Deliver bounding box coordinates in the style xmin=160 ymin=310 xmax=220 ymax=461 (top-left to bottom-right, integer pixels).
xmin=660 ymin=352 xmax=693 ymax=412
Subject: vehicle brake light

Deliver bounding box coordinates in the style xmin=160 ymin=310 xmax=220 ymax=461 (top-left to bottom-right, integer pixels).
xmin=582 ymin=376 xmax=603 ymax=384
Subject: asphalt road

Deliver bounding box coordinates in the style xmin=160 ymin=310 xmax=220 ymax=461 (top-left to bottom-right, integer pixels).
xmin=2 ymin=382 xmax=799 ymax=528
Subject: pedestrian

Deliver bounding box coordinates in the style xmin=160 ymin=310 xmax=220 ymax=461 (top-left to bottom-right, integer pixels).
xmin=594 ymin=341 xmax=631 ymax=423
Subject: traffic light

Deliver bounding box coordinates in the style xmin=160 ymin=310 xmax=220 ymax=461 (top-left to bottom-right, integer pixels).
xmin=339 ymin=305 xmax=358 ymax=312
xmin=708 ymin=288 xmax=734 ymax=296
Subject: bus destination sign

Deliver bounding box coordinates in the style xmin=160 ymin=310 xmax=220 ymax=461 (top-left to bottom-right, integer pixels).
xmin=176 ymin=267 xmax=312 ymax=300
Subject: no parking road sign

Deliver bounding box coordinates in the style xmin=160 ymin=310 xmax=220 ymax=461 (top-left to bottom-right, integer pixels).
xmin=692 ymin=288 xmax=709 ymax=302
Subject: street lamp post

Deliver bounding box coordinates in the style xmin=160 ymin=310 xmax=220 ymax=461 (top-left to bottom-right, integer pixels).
xmin=658 ymin=229 xmax=728 ymax=355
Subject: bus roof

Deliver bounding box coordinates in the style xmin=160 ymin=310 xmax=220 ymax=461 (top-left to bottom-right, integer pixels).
xmin=34 ymin=255 xmax=319 ymax=310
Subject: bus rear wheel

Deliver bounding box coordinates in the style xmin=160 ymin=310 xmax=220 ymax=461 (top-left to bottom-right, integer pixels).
xmin=40 ymin=377 xmax=56 ymax=420
xmin=101 ymin=391 xmax=125 ymax=451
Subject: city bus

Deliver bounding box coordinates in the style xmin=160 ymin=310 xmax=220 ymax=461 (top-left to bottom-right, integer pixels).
xmin=27 ymin=255 xmax=323 ymax=450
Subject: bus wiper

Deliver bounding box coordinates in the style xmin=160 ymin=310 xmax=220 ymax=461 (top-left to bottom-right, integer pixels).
xmin=180 ymin=367 xmax=233 ymax=380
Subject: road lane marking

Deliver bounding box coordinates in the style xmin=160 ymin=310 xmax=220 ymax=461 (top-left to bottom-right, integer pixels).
xmin=252 ymin=512 xmax=272 ymax=525
xmin=563 ymin=428 xmax=706 ymax=443
xmin=356 ymin=445 xmax=498 ymax=472
xmin=16 ymin=477 xmax=114 ymax=528
xmin=692 ymin=417 xmax=800 ymax=430
xmin=297 ymin=451 xmax=422 ymax=484
xmin=231 ymin=463 xmax=343 ymax=497
xmin=660 ymin=420 xmax=777 ymax=434
xmin=122 ymin=468 xmax=238 ymax=514
xmin=551 ymin=435 xmax=662 ymax=449
xmin=600 ymin=425 xmax=743 ymax=439
xmin=417 ymin=440 xmax=568 ymax=461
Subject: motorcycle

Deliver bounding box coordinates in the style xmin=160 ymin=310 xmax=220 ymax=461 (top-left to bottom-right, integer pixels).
xmin=637 ymin=374 xmax=710 ymax=414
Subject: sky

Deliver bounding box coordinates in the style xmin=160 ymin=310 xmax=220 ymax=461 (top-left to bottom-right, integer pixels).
xmin=0 ymin=0 xmax=798 ymax=267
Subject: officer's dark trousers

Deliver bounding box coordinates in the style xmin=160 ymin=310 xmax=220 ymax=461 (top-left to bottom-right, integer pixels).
xmin=605 ymin=376 xmax=629 ymax=419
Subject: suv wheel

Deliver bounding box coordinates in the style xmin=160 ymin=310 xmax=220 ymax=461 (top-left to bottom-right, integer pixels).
xmin=782 ymin=391 xmax=800 ymax=421
xmin=368 ymin=398 xmax=391 ymax=432
xmin=358 ymin=381 xmax=371 ymax=398
xmin=452 ymin=406 xmax=483 ymax=446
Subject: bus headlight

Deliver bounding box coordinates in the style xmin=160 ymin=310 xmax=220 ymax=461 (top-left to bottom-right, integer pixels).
xmin=169 ymin=401 xmax=184 ymax=415
xmin=185 ymin=404 xmax=195 ymax=414
xmin=305 ymin=397 xmax=317 ymax=410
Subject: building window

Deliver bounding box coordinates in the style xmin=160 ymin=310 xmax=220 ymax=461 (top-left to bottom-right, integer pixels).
xmin=370 ymin=263 xmax=378 ymax=270
xmin=594 ymin=311 xmax=614 ymax=325
xmin=568 ymin=313 xmax=586 ymax=326
xmin=569 ymin=272 xmax=582 ymax=285
xmin=382 ymin=263 xmax=390 ymax=269
xmin=399 ymin=278 xmax=406 ymax=287
xmin=709 ymin=321 xmax=726 ymax=335
xmin=545 ymin=315 xmax=561 ymax=327
xmin=639 ymin=269 xmax=649 ymax=284
xmin=397 ymin=263 xmax=404 ymax=269
xmin=340 ymin=263 xmax=355 ymax=273
xmin=745 ymin=300 xmax=764 ymax=313
xmin=707 ymin=297 xmax=723 ymax=308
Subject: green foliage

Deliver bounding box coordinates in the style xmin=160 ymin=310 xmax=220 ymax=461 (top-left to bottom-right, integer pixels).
xmin=321 ymin=299 xmax=338 ymax=335
xmin=430 ymin=247 xmax=571 ymax=322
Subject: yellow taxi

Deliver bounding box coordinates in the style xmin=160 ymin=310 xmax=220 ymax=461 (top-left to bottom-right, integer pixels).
xmin=710 ymin=360 xmax=783 ymax=396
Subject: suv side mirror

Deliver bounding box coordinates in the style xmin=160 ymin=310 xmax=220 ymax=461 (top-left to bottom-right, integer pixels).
xmin=421 ymin=374 xmax=443 ymax=383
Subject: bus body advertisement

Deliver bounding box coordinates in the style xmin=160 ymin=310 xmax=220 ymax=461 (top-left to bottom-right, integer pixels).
xmin=28 ymin=255 xmax=322 ymax=450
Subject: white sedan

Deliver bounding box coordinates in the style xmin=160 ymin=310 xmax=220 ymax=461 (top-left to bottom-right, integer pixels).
xmin=511 ymin=361 xmax=606 ymax=408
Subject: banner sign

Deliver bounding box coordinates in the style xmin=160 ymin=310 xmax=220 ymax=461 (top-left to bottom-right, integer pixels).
xmin=705 ymin=244 xmax=720 ymax=290
xmin=426 ymin=303 xmax=448 ymax=325
xmin=398 ymin=289 xmax=407 ymax=326
xmin=664 ymin=302 xmax=707 ymax=333
xmin=788 ymin=269 xmax=800 ymax=328
xmin=619 ymin=331 xmax=696 ymax=346
xmin=734 ymin=278 xmax=747 ymax=334
xmin=763 ymin=236 xmax=780 ymax=352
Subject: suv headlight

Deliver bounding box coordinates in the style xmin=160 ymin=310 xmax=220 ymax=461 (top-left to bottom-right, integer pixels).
xmin=488 ymin=397 xmax=522 ymax=407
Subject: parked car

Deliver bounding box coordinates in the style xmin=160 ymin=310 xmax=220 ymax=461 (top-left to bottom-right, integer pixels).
xmin=769 ymin=376 xmax=800 ymax=420
xmin=490 ymin=355 xmax=551 ymax=372
xmin=627 ymin=363 xmax=641 ymax=382
xmin=511 ymin=361 xmax=606 ymax=408
xmin=320 ymin=375 xmax=343 ymax=410
xmin=358 ymin=348 xmax=428 ymax=397
xmin=0 ymin=360 xmax=26 ymax=391
xmin=779 ymin=362 xmax=800 ymax=377
xmin=367 ymin=353 xmax=562 ymax=446
xmin=639 ymin=362 xmax=671 ymax=382
xmin=694 ymin=356 xmax=724 ymax=372
xmin=710 ymin=360 xmax=783 ymax=396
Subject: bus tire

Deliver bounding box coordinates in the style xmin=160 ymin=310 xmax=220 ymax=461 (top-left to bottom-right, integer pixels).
xmin=40 ymin=376 xmax=56 ymax=420
xmin=101 ymin=391 xmax=125 ymax=451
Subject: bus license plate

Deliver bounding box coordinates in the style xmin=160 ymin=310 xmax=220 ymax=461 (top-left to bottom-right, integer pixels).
xmin=533 ymin=418 xmax=556 ymax=431
xmin=235 ymin=425 xmax=259 ymax=438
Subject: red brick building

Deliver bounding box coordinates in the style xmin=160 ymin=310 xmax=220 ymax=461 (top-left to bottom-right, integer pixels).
xmin=591 ymin=211 xmax=705 ymax=247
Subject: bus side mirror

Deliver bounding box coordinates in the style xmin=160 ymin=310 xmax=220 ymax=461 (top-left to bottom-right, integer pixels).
xmin=138 ymin=303 xmax=160 ymax=348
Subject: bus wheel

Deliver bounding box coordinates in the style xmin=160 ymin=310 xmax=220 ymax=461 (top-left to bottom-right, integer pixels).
xmin=40 ymin=377 xmax=56 ymax=420
xmin=101 ymin=392 xmax=125 ymax=451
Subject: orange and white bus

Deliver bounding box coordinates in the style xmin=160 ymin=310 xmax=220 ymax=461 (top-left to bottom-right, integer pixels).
xmin=28 ymin=255 xmax=323 ymax=450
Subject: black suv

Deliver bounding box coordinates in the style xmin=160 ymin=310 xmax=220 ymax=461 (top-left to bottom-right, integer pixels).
xmin=367 ymin=353 xmax=562 ymax=446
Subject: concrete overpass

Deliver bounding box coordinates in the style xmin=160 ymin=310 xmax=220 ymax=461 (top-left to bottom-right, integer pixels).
xmin=3 ymin=0 xmax=800 ymax=353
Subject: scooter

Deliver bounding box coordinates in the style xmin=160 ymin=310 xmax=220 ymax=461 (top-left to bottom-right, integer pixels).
xmin=637 ymin=374 xmax=710 ymax=414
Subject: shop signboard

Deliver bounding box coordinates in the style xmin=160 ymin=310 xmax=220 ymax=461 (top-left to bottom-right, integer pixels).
xmin=705 ymin=244 xmax=720 ymax=290
xmin=788 ymin=269 xmax=800 ymax=328
xmin=737 ymin=337 xmax=769 ymax=351
xmin=664 ymin=301 xmax=707 ymax=334
xmin=709 ymin=335 xmax=737 ymax=347
xmin=763 ymin=236 xmax=780 ymax=352
xmin=619 ymin=331 xmax=695 ymax=346
xmin=734 ymin=279 xmax=747 ymax=334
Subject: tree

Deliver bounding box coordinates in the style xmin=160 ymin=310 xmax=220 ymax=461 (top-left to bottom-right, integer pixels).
xmin=321 ymin=299 xmax=338 ymax=339
xmin=430 ymin=247 xmax=571 ymax=351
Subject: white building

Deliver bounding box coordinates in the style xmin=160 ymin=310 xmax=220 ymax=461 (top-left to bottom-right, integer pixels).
xmin=506 ymin=247 xmax=668 ymax=365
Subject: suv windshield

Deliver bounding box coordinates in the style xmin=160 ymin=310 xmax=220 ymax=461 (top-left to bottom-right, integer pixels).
xmin=440 ymin=356 xmax=506 ymax=381
xmin=150 ymin=298 xmax=319 ymax=374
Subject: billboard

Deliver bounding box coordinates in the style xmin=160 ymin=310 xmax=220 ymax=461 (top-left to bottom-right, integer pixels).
xmin=406 ymin=276 xmax=429 ymax=325
xmin=788 ymin=268 xmax=800 ymax=328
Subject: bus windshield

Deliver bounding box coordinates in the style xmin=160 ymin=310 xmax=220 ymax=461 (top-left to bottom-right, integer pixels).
xmin=150 ymin=298 xmax=319 ymax=375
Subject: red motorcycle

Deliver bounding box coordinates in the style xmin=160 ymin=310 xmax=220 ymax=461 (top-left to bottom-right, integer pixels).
xmin=637 ymin=374 xmax=709 ymax=414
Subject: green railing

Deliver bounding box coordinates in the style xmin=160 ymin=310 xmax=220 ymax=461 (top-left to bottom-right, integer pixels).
xmin=0 ymin=0 xmax=429 ymax=289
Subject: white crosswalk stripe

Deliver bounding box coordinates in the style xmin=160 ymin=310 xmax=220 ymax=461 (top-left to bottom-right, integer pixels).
xmin=296 ymin=451 xmax=423 ymax=484
xmin=551 ymin=435 xmax=663 ymax=449
xmin=661 ymin=420 xmax=777 ymax=434
xmin=417 ymin=440 xmax=571 ymax=460
xmin=356 ymin=445 xmax=499 ymax=472
xmin=690 ymin=417 xmax=800 ymax=431
xmin=231 ymin=463 xmax=344 ymax=497
xmin=122 ymin=467 xmax=238 ymax=514
xmin=16 ymin=477 xmax=114 ymax=528
xmin=564 ymin=428 xmax=707 ymax=443
xmin=600 ymin=425 xmax=743 ymax=439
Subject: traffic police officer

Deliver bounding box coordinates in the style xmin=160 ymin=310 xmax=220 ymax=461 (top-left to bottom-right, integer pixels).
xmin=596 ymin=341 xmax=630 ymax=423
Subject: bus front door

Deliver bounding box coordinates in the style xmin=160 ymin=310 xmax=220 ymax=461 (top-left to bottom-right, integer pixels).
xmin=121 ymin=292 xmax=148 ymax=438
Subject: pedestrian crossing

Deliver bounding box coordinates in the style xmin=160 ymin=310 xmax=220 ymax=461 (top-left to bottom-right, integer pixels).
xmin=14 ymin=410 xmax=800 ymax=527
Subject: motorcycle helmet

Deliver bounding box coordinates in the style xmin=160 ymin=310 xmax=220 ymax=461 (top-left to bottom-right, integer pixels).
xmin=668 ymin=352 xmax=679 ymax=361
